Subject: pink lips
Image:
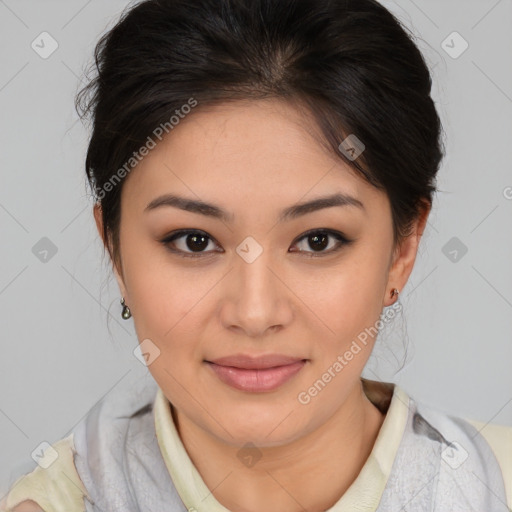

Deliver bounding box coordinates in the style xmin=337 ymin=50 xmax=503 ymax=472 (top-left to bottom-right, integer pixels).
xmin=205 ymin=354 xmax=307 ymax=392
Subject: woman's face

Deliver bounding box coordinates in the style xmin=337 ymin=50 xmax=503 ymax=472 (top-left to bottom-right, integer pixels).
xmin=97 ymin=98 xmax=421 ymax=447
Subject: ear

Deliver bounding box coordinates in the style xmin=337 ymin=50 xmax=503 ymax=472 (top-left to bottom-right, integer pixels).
xmin=384 ymin=199 xmax=431 ymax=307
xmin=93 ymin=202 xmax=128 ymax=299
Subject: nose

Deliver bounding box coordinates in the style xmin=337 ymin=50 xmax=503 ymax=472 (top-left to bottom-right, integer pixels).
xmin=219 ymin=246 xmax=294 ymax=338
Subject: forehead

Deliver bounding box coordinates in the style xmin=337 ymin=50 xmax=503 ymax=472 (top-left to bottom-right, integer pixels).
xmin=120 ymin=99 xmax=386 ymax=215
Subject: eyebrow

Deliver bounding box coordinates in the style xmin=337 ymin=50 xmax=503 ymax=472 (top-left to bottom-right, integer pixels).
xmin=144 ymin=192 xmax=365 ymax=222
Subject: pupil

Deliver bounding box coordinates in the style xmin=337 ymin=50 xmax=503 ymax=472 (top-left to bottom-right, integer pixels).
xmin=187 ymin=234 xmax=208 ymax=252
xmin=309 ymin=233 xmax=328 ymax=251
xmin=184 ymin=233 xmax=329 ymax=253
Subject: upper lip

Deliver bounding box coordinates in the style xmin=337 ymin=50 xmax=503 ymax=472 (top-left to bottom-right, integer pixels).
xmin=206 ymin=354 xmax=306 ymax=370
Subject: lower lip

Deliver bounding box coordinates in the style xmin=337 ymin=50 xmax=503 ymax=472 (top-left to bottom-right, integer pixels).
xmin=205 ymin=360 xmax=307 ymax=392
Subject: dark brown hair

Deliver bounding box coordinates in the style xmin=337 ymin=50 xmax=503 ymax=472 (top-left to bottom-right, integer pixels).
xmin=76 ymin=0 xmax=444 ymax=273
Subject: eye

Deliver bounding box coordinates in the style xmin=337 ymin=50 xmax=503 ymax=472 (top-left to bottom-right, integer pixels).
xmin=290 ymin=229 xmax=352 ymax=257
xmin=160 ymin=228 xmax=352 ymax=259
xmin=161 ymin=229 xmax=221 ymax=258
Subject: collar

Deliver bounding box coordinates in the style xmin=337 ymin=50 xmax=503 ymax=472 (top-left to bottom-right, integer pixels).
xmin=154 ymin=377 xmax=410 ymax=512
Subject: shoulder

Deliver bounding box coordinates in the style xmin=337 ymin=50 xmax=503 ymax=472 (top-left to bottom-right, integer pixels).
xmin=465 ymin=417 xmax=512 ymax=509
xmin=413 ymin=400 xmax=512 ymax=510
xmin=465 ymin=417 xmax=512 ymax=455
xmin=419 ymin=405 xmax=512 ymax=468
xmin=0 ymin=434 xmax=89 ymax=512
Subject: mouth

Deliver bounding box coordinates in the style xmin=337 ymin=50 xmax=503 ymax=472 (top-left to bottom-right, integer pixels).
xmin=204 ymin=354 xmax=308 ymax=392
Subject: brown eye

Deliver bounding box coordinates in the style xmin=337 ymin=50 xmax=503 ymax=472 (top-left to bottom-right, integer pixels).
xmin=290 ymin=230 xmax=351 ymax=256
xmin=161 ymin=230 xmax=220 ymax=257
xmin=183 ymin=233 xmax=209 ymax=252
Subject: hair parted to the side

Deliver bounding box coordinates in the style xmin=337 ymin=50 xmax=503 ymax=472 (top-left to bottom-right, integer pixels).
xmin=75 ymin=0 xmax=445 ymax=278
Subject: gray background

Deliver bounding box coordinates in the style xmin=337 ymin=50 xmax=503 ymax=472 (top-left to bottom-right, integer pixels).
xmin=1 ymin=0 xmax=511 ymax=495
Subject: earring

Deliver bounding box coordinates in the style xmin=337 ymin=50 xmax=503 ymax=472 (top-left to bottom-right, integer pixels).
xmin=120 ymin=297 xmax=131 ymax=319
xmin=390 ymin=288 xmax=400 ymax=302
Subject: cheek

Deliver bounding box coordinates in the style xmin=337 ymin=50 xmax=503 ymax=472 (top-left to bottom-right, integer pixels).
xmin=125 ymin=261 xmax=210 ymax=395
xmin=129 ymin=266 xmax=207 ymax=339
xmin=299 ymin=243 xmax=389 ymax=355
xmin=122 ymin=251 xmax=225 ymax=367
xmin=118 ymin=225 xmax=202 ymax=333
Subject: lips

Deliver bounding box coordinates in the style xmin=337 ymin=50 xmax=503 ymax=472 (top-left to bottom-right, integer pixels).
xmin=206 ymin=353 xmax=306 ymax=370
xmin=204 ymin=354 xmax=308 ymax=392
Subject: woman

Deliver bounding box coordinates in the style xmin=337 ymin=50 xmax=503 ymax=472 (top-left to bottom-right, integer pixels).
xmin=2 ymin=0 xmax=511 ymax=510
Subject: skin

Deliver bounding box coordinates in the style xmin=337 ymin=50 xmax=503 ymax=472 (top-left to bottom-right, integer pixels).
xmin=5 ymin=502 xmax=42 ymax=512
xmin=93 ymin=98 xmax=429 ymax=512
xmin=9 ymin=502 xmax=42 ymax=512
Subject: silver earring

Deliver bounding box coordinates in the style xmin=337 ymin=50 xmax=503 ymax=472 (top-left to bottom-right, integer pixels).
xmin=390 ymin=288 xmax=400 ymax=301
xmin=120 ymin=297 xmax=131 ymax=319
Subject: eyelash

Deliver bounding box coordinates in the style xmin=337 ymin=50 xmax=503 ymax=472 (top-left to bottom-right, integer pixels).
xmin=160 ymin=229 xmax=353 ymax=259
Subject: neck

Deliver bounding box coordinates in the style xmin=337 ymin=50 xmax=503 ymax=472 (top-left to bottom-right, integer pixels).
xmin=171 ymin=379 xmax=387 ymax=512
